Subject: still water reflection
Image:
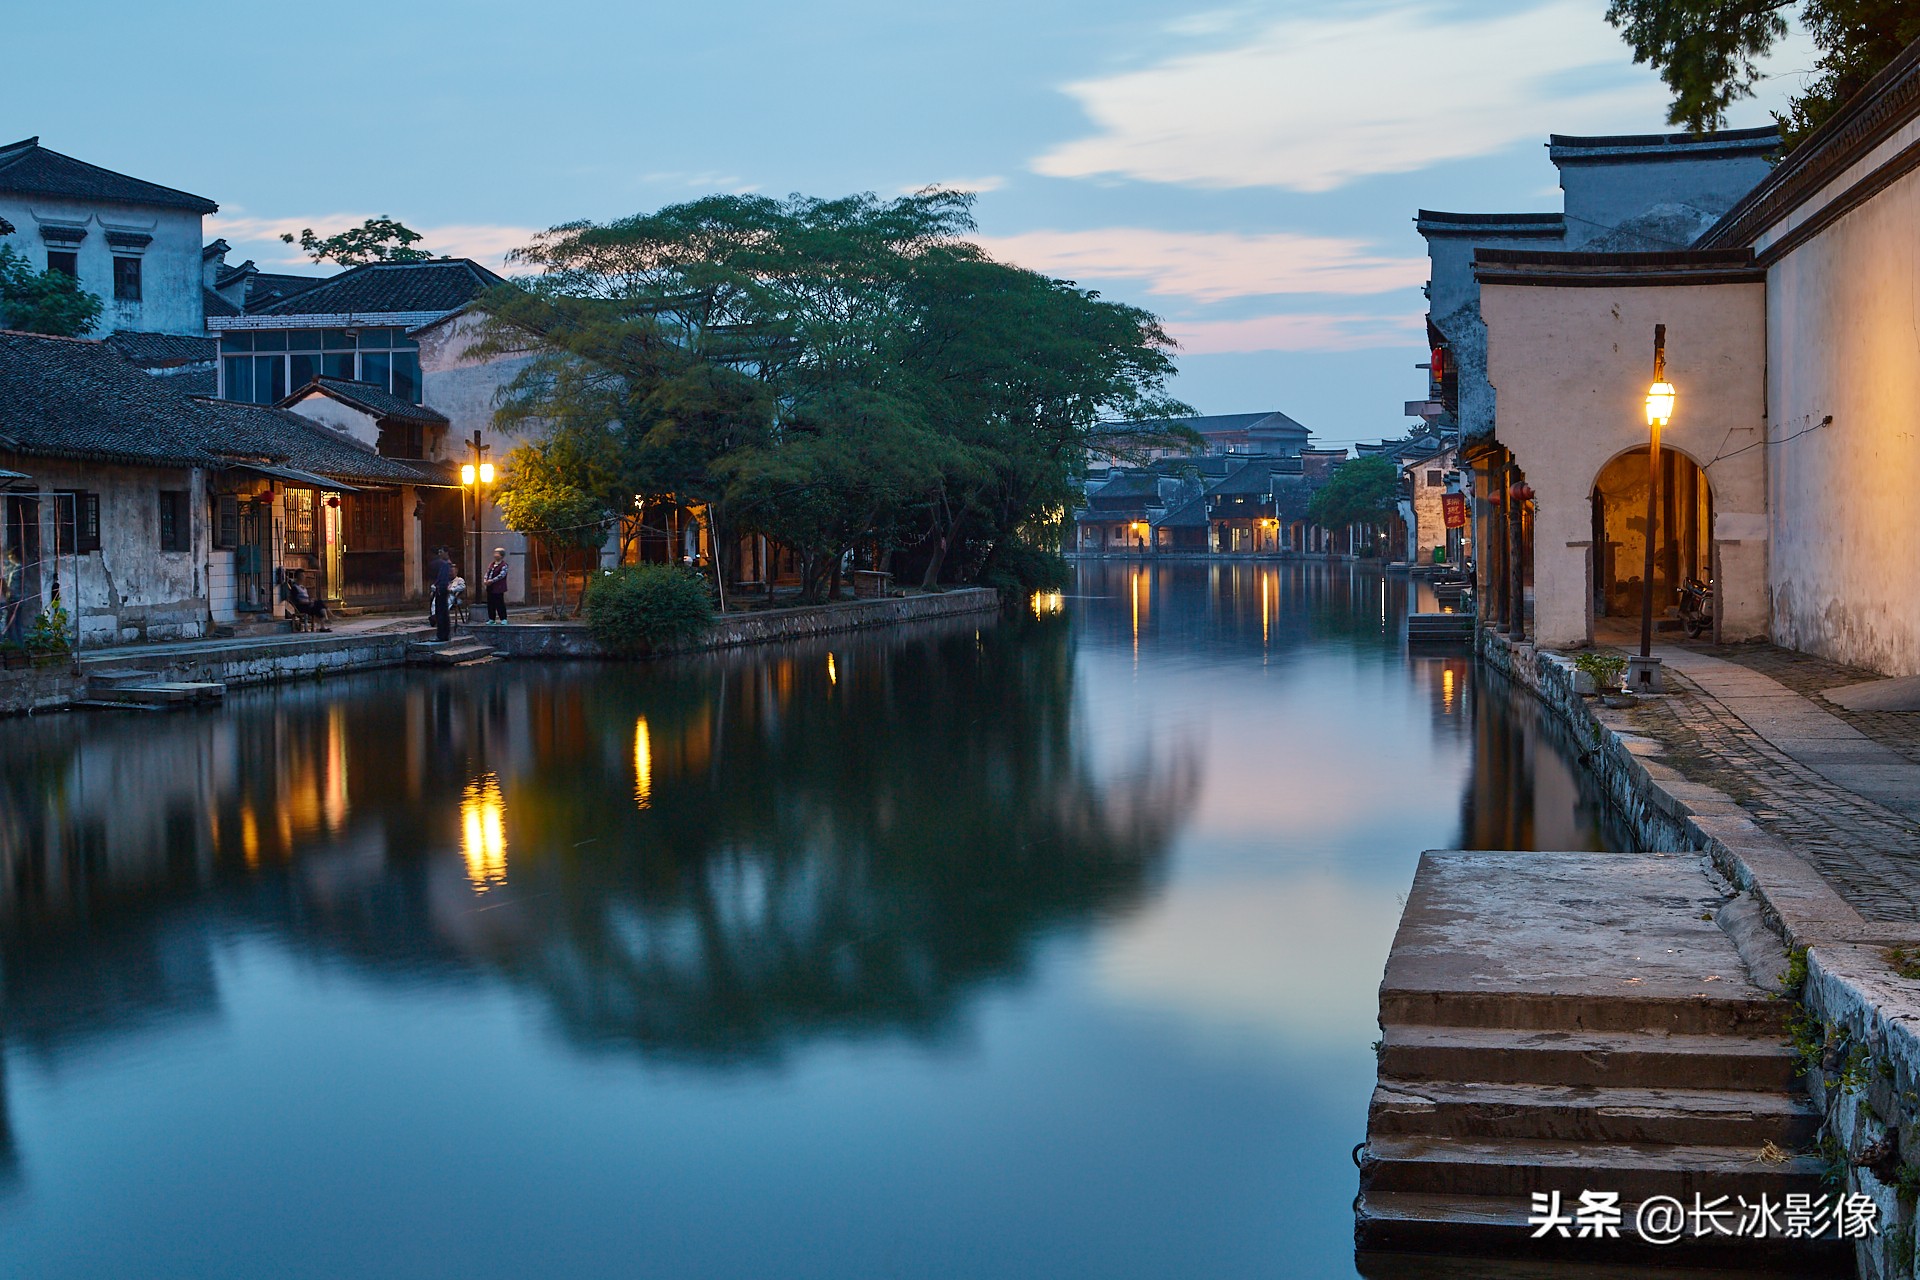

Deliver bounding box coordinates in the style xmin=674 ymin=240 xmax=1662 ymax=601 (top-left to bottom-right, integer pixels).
xmin=0 ymin=562 xmax=1619 ymax=1279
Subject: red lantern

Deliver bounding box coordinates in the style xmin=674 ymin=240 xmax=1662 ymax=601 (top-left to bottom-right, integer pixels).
xmin=1508 ymin=483 xmax=1534 ymax=504
xmin=326 ymin=495 xmax=341 ymax=509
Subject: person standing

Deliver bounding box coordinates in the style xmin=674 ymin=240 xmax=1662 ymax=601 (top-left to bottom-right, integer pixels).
xmin=1 ymin=547 xmax=22 ymax=647
xmin=483 ymin=547 xmax=509 ymax=625
xmin=430 ymin=546 xmax=454 ymax=641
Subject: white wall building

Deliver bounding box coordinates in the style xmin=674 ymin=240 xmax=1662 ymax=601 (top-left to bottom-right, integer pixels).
xmin=0 ymin=137 xmax=214 ymax=338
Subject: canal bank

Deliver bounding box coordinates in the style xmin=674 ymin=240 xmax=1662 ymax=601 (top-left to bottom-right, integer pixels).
xmin=0 ymin=589 xmax=1001 ymax=716
xmin=1478 ymin=628 xmax=1920 ymax=1279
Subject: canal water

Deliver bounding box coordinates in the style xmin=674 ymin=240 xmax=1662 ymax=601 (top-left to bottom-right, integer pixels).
xmin=0 ymin=562 xmax=1621 ymax=1279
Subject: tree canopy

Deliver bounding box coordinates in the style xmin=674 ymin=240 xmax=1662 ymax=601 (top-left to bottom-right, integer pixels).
xmin=1606 ymin=0 xmax=1920 ymax=143
xmin=281 ymin=216 xmax=434 ymax=266
xmin=473 ymin=190 xmax=1191 ymax=601
xmin=0 ymin=245 xmax=102 ymax=337
xmin=1306 ymin=455 xmax=1401 ymax=530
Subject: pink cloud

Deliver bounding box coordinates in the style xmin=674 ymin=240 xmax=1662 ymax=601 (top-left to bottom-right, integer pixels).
xmin=1168 ymin=312 xmax=1425 ymax=354
xmin=979 ymin=228 xmax=1424 ymax=301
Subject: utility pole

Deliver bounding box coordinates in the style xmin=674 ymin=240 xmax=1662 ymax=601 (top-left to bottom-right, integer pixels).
xmin=1639 ymin=326 xmax=1666 ymax=661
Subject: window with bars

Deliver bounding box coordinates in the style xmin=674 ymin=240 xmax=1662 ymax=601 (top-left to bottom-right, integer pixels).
xmin=112 ymin=256 xmax=142 ymax=302
xmin=159 ymin=490 xmax=189 ymax=552
xmin=54 ymin=491 xmax=101 ymax=553
xmin=283 ymin=489 xmax=316 ymax=553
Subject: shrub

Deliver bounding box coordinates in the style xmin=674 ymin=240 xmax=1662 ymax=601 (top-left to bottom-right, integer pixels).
xmin=582 ymin=564 xmax=714 ymax=656
xmin=24 ymin=601 xmax=72 ymax=654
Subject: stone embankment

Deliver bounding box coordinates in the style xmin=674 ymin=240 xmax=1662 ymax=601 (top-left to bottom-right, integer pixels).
xmin=1483 ymin=629 xmax=1920 ymax=1280
xmin=0 ymin=589 xmax=1002 ymax=716
xmin=479 ymin=588 xmax=1000 ymax=660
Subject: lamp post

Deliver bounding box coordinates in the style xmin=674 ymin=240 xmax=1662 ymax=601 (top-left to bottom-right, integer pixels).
xmin=1637 ymin=325 xmax=1676 ymax=683
xmin=459 ymin=428 xmax=495 ymax=588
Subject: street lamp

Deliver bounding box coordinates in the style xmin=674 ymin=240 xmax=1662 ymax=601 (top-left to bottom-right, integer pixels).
xmin=1637 ymin=325 xmax=1673 ymax=677
xmin=461 ymin=429 xmax=494 ymax=586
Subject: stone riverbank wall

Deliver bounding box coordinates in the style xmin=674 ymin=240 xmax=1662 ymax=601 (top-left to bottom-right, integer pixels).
xmin=1483 ymin=629 xmax=1920 ymax=1280
xmin=1 ymin=589 xmax=1004 ymax=716
xmin=475 ymin=588 xmax=1002 ymax=660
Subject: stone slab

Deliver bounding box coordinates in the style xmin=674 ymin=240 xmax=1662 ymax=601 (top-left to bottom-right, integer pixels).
xmin=1381 ymin=851 xmax=1773 ymax=1019
xmin=1824 ymin=673 xmax=1920 ymax=712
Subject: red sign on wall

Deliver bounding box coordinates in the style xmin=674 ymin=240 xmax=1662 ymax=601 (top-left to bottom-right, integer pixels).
xmin=1442 ymin=493 xmax=1468 ymax=529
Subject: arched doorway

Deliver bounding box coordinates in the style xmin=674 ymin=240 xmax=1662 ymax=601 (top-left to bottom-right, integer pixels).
xmin=1590 ymin=445 xmax=1712 ymax=625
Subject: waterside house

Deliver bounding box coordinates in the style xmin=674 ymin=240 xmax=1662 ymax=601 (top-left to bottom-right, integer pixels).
xmin=0 ymin=330 xmax=453 ymax=647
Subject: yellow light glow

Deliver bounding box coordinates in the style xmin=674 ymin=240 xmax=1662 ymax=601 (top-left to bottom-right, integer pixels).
xmin=461 ymin=774 xmax=507 ymax=891
xmin=1442 ymin=666 xmax=1457 ymax=712
xmin=240 ymin=804 xmax=260 ymax=868
xmin=1645 ymin=381 xmax=1676 ymax=428
xmin=827 ymin=653 xmax=838 ymax=685
xmin=633 ymin=717 xmax=653 ymax=810
xmin=478 ymin=461 xmax=496 ymax=485
xmin=1030 ymin=590 xmax=1064 ymax=617
xmin=460 ymin=463 xmax=477 ymax=485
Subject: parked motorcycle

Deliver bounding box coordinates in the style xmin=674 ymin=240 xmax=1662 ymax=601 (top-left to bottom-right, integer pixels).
xmin=1679 ymin=576 xmax=1715 ymax=638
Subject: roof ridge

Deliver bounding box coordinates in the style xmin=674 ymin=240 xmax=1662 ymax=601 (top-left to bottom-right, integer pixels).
xmin=0 ymin=328 xmax=106 ymax=345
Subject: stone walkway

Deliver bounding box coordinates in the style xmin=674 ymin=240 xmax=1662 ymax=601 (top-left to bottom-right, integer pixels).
xmin=1622 ymin=643 xmax=1920 ymax=925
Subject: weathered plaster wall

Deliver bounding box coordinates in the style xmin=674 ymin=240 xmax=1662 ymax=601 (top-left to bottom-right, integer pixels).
xmin=5 ymin=458 xmax=210 ymax=646
xmin=1481 ymin=280 xmax=1768 ymax=648
xmin=1762 ymin=162 xmax=1920 ymax=675
xmin=283 ymin=396 xmax=380 ymax=451
xmin=1558 ymin=157 xmax=1771 ymax=252
xmin=0 ymin=200 xmax=204 ymax=336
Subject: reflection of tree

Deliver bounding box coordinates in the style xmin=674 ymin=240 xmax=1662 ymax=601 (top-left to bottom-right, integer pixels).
xmin=472 ymin=617 xmax=1197 ymax=1062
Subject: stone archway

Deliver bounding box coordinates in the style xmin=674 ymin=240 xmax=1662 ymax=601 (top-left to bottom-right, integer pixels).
xmin=1590 ymin=444 xmax=1713 ymax=622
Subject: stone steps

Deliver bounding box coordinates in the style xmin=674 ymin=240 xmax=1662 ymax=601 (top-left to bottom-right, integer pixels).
xmin=1368 ymin=1079 xmax=1821 ymax=1147
xmin=1363 ymin=1134 xmax=1826 ymax=1201
xmin=1379 ymin=1025 xmax=1801 ymax=1092
xmin=405 ymin=638 xmax=498 ymax=668
xmin=1356 ymin=852 xmax=1838 ymax=1271
xmin=82 ymin=668 xmax=225 ymax=708
xmin=1356 ymin=1194 xmax=1852 ymax=1274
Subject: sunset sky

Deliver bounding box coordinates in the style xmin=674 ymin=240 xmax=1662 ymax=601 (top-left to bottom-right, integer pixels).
xmin=3 ymin=0 xmax=1810 ymax=446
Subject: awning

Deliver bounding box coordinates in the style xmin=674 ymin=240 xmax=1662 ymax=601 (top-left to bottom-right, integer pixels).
xmin=231 ymin=462 xmax=361 ymax=492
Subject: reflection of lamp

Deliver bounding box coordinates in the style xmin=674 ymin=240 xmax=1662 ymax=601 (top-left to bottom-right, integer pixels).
xmin=1637 ymin=326 xmax=1674 ymax=680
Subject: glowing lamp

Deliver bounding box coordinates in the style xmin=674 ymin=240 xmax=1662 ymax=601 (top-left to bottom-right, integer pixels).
xmin=479 ymin=462 xmax=496 ymax=484
xmin=461 ymin=463 xmax=477 ymax=485
xmin=1645 ymin=381 xmax=1675 ymax=429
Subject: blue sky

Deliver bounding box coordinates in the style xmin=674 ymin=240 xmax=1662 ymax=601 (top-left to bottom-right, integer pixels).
xmin=4 ymin=0 xmax=1810 ymax=448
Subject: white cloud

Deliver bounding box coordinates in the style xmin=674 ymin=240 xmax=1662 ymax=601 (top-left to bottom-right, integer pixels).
xmin=1167 ymin=311 xmax=1424 ymax=354
xmin=900 ymin=175 xmax=1006 ymax=195
xmin=979 ymin=227 xmax=1424 ymax=301
xmin=206 ymin=210 xmax=537 ymax=270
xmin=1032 ymin=0 xmax=1666 ymax=192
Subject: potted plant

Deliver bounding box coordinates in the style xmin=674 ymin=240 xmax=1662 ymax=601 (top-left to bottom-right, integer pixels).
xmin=24 ymin=601 xmax=75 ymax=668
xmin=1570 ymin=650 xmax=1630 ymax=704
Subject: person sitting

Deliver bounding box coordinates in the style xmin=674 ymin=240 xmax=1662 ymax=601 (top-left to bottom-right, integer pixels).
xmin=284 ymin=571 xmax=330 ymax=631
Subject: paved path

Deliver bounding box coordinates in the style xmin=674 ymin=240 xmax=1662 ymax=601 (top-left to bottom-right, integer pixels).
xmin=1628 ymin=644 xmax=1920 ymax=925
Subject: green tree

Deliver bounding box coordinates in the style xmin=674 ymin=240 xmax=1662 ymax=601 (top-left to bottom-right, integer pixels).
xmin=473 ymin=188 xmax=1190 ymax=602
xmin=1606 ymin=0 xmax=1920 ymax=143
xmin=494 ymin=442 xmax=616 ymax=615
xmin=281 ymin=216 xmax=434 ymax=266
xmin=0 ymin=245 xmax=103 ymax=336
xmin=1307 ymin=455 xmax=1401 ymax=531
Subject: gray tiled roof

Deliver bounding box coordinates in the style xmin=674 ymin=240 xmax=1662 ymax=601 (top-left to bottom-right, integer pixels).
xmin=249 ymin=259 xmax=507 ymax=317
xmin=284 ymin=376 xmax=450 ymax=426
xmin=1206 ymin=461 xmax=1279 ymax=498
xmin=203 ymin=287 xmax=240 ymax=318
xmin=104 ymin=332 xmax=217 ymax=368
xmin=0 ymin=137 xmax=218 ymax=214
xmin=1154 ymin=495 xmax=1210 ymax=528
xmin=0 ymin=330 xmax=449 ymax=488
